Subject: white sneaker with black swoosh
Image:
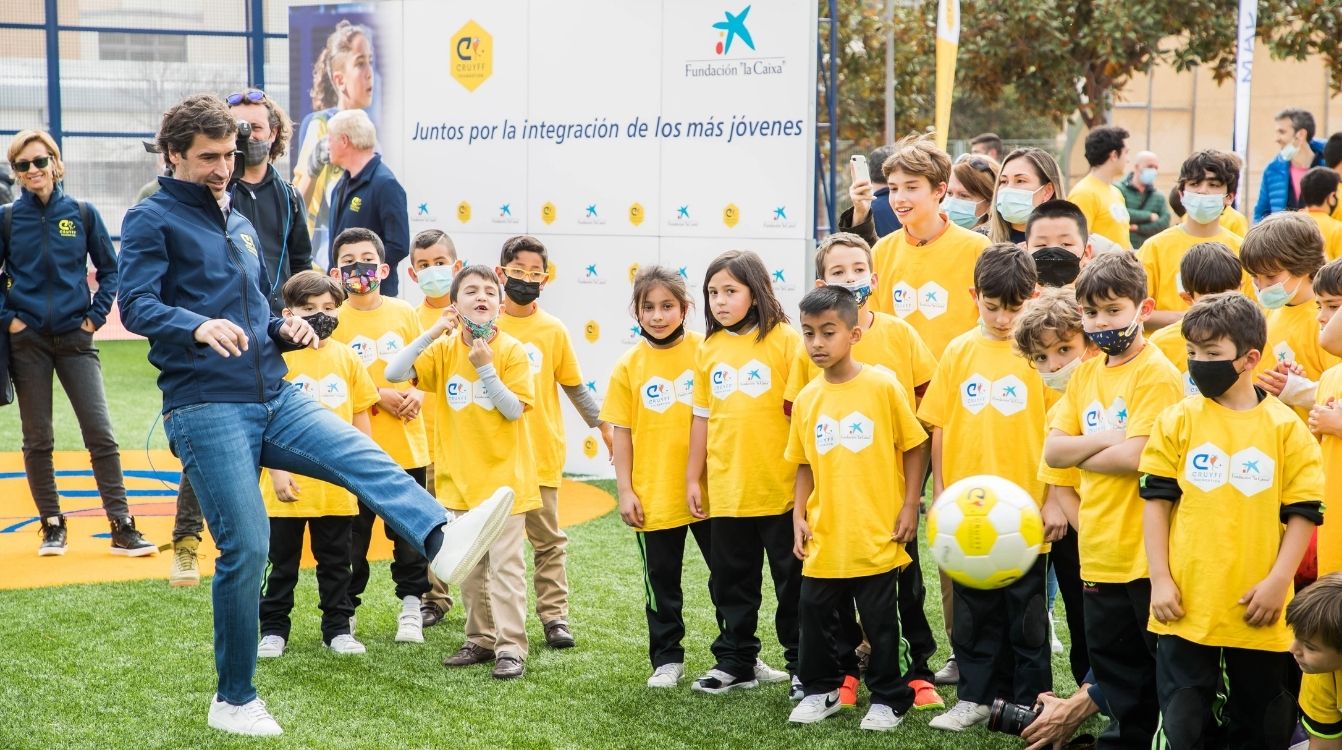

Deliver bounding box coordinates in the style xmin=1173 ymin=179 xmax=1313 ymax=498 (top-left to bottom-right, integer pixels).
xmin=788 ymin=690 xmax=841 ymax=724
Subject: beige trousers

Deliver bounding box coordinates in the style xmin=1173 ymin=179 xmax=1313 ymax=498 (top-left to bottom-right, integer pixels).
xmin=462 ymin=514 xmax=529 ymax=660
xmin=525 ymin=485 xmax=569 ymax=623
xmin=423 ymin=464 xmax=454 ymax=611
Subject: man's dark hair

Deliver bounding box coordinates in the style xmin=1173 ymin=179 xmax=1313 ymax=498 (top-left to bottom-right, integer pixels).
xmin=157 ymin=94 xmax=237 ymax=164
xmin=332 ymin=227 xmax=385 ymax=262
xmin=799 ymin=285 xmax=859 ymax=329
xmin=1025 ymin=199 xmax=1088 ymax=241
xmin=1314 ymin=258 xmax=1342 ymax=298
xmin=500 ymin=235 xmax=549 ymax=270
xmin=1179 ymin=242 xmax=1243 ymax=298
xmin=1075 ymin=250 xmax=1147 ymax=307
xmin=974 ymin=243 xmax=1038 ymax=307
xmin=1084 ymin=126 xmax=1129 ymax=168
xmin=970 ymin=132 xmax=1003 ymax=157
xmin=1300 ymin=167 xmax=1341 ymax=208
xmin=1324 ymin=132 xmax=1342 ymax=170
xmin=1177 ymin=149 xmax=1239 ymax=197
xmin=1182 ymin=292 xmax=1266 ymax=358
xmin=867 ymin=145 xmax=895 ymax=184
xmin=1277 ymin=108 xmax=1317 ymax=142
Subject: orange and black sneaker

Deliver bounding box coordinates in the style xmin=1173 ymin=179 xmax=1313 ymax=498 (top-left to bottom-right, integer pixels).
xmin=910 ymin=679 xmax=945 ymax=711
xmin=838 ymin=674 xmax=859 ymax=709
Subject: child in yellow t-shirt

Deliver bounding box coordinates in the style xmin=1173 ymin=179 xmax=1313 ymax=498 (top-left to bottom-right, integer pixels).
xmin=1067 ymin=126 xmax=1132 ymax=250
xmin=1302 ymin=168 xmax=1342 ymax=262
xmin=1141 ymin=293 xmax=1324 ymax=749
xmin=1242 ymin=214 xmax=1342 ymax=421
xmin=258 ymin=271 xmax=379 ymax=657
xmin=919 ymin=245 xmax=1058 ymax=731
xmin=327 ymin=228 xmax=431 ymax=644
xmin=1287 ymin=574 xmax=1342 ymax=747
xmin=1147 ymin=241 xmax=1247 ymax=397
xmin=601 ymin=266 xmax=708 ymax=689
xmin=866 ymin=134 xmax=990 ymax=359
xmin=495 ymin=236 xmax=612 ymax=650
xmin=688 ymin=249 xmax=802 ymax=696
xmin=1043 ymin=251 xmax=1184 ymax=749
xmin=1309 ymin=260 xmax=1342 ymax=577
xmin=385 ymin=265 xmax=537 ymax=680
xmin=785 ymin=286 xmax=928 ymax=732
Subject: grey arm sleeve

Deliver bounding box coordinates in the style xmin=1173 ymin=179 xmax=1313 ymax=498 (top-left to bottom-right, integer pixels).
xmin=384 ymin=330 xmax=436 ymax=383
xmin=561 ymin=382 xmax=604 ymax=428
xmin=476 ymin=363 xmax=524 ymax=420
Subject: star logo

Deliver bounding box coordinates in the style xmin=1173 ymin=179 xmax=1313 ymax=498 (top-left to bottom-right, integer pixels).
xmin=772 ymin=269 xmax=785 ymax=282
xmin=586 ymin=264 xmax=598 ymax=276
xmin=1002 ymin=385 xmax=1017 ymax=398
xmin=677 ymin=205 xmax=690 ymax=219
xmin=678 ymin=266 xmax=688 ymax=278
xmin=585 ymin=381 xmax=598 ymax=393
xmin=747 ymin=369 xmax=761 ymax=380
xmin=500 ymin=203 xmax=511 ymax=216
xmin=924 ymin=290 xmax=938 ymax=303
xmin=417 ymin=202 xmax=429 ymax=216
xmin=712 ymin=5 xmax=756 ymax=55
xmin=586 ymin=204 xmax=598 ymax=218
xmin=773 ymin=206 xmax=786 ymax=220
xmin=1242 ymin=459 xmax=1260 ymax=473
xmin=849 ymin=422 xmax=863 ymax=433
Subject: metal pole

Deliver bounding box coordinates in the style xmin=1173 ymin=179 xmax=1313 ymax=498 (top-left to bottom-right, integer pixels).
xmin=248 ymin=0 xmax=266 ymax=89
xmin=44 ymin=0 xmax=61 ymax=147
xmin=884 ymin=0 xmax=895 ymax=144
xmin=828 ymin=0 xmax=838 ymax=232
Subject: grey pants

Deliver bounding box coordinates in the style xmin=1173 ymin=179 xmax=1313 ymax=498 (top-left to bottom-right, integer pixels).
xmin=173 ymin=474 xmax=205 ymax=542
xmin=10 ymin=327 xmax=128 ymax=520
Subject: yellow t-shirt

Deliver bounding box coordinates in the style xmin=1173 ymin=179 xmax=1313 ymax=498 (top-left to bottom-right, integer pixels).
xmin=498 ymin=307 xmax=585 ymax=488
xmin=785 ymin=366 xmax=927 ymax=578
xmin=1317 ymin=365 xmax=1342 ymax=576
xmin=261 ymin=342 xmax=380 ymax=517
xmin=1136 ymin=226 xmax=1251 ymax=313
xmin=1147 ymin=322 xmax=1203 ymax=398
xmin=1038 ymin=404 xmax=1082 ymax=489
xmin=868 ymin=222 xmax=989 ymax=359
xmin=1333 ymin=185 xmax=1342 ymax=222
xmin=600 ymin=332 xmax=704 ymax=532
xmin=331 ymin=297 xmax=430 ymax=469
xmin=1260 ymin=300 xmax=1342 ymax=422
xmin=1219 ymin=207 xmax=1249 ymax=237
xmin=693 ymin=323 xmax=802 ymax=517
xmin=415 ymin=302 xmax=451 ymax=463
xmin=413 ymin=331 xmax=540 ymax=514
xmin=1301 ymin=669 xmax=1342 ymax=739
xmin=1139 ymin=394 xmax=1324 ymax=649
xmin=784 ymin=310 xmax=936 ymax=404
xmin=1305 ymin=209 xmax=1342 ymax=262
xmin=1069 ymin=173 xmax=1132 ymax=250
xmin=1049 ymin=343 xmax=1183 ymax=583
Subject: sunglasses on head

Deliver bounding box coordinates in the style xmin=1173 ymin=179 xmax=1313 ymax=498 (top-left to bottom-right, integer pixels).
xmin=226 ymin=89 xmax=266 ymax=106
xmin=955 ymin=154 xmax=994 ymax=173
xmin=13 ymin=156 xmax=51 ymax=173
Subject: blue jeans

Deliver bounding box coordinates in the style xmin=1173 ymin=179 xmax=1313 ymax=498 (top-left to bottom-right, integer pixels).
xmin=163 ymin=384 xmax=447 ymax=705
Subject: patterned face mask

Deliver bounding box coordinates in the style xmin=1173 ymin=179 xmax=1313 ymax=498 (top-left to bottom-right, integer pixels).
xmin=338 ymin=262 xmax=380 ymax=295
xmin=461 ymin=314 xmax=497 ymax=340
xmin=301 ymin=311 xmax=339 ymax=340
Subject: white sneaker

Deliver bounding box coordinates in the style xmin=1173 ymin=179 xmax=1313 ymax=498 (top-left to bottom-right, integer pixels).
xmin=396 ymin=605 xmax=425 ymax=644
xmin=754 ymin=657 xmax=789 ymax=684
xmin=256 ymin=635 xmax=286 ymax=659
xmin=933 ymin=656 xmax=959 ymax=685
xmin=860 ymin=703 xmax=904 ymax=731
xmin=788 ymin=690 xmax=841 ymax=724
xmin=429 ymin=487 xmax=514 ymax=586
xmin=325 ymin=633 xmax=366 ymax=655
xmin=928 ymin=700 xmax=989 ymax=732
xmin=1050 ymin=612 xmax=1064 ymax=654
xmin=647 ymin=663 xmax=684 ymax=688
xmin=207 ymin=696 xmax=283 ymax=737
xmin=691 ymin=668 xmax=758 ymax=694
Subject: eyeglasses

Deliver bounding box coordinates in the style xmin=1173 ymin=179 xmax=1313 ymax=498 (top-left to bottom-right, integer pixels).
xmin=12 ymin=156 xmax=51 ymax=173
xmin=226 ymin=89 xmax=266 ymax=106
xmin=501 ymin=266 xmax=548 ymax=283
xmin=956 ymin=154 xmax=995 ymax=173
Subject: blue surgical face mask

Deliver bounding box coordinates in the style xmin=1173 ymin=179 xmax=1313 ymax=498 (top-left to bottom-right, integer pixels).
xmin=1257 ymin=276 xmax=1302 ymax=310
xmin=1182 ymin=192 xmax=1227 ymax=225
xmin=1139 ymin=167 xmax=1158 ymax=187
xmin=1279 ymin=142 xmax=1299 ymax=162
xmin=1084 ymin=314 xmax=1142 ymax=357
xmin=416 ymin=265 xmax=456 ymax=298
xmin=941 ymin=196 xmax=981 ymax=229
xmin=996 ymin=185 xmax=1042 ymax=225
xmin=834 ymin=276 xmax=873 ymax=307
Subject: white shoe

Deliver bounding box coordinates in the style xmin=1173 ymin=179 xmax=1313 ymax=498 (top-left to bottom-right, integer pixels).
xmin=860 ymin=703 xmax=904 ymax=731
xmin=647 ymin=662 xmax=684 ymax=688
xmin=256 ymin=635 xmax=286 ymax=659
xmin=788 ymin=690 xmax=841 ymax=724
xmin=429 ymin=487 xmax=514 ymax=586
xmin=691 ymin=668 xmax=758 ymax=694
xmin=207 ymin=696 xmax=283 ymax=737
xmin=754 ymin=657 xmax=789 ymax=684
xmin=396 ymin=602 xmax=425 ymax=644
xmin=928 ymin=700 xmax=989 ymax=732
xmin=1050 ymin=612 xmax=1064 ymax=654
xmin=325 ymin=633 xmax=366 ymax=655
xmin=933 ymin=656 xmax=959 ymax=685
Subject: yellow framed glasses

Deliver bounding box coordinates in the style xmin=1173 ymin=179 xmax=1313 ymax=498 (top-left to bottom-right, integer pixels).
xmin=501 ymin=266 xmax=548 ymax=283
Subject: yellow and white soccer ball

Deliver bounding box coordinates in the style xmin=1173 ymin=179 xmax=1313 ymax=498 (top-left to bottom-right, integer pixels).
xmin=927 ymin=474 xmax=1044 ymax=590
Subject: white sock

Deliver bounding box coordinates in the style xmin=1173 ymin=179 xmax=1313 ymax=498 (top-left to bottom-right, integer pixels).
xmin=402 ymin=595 xmax=421 ymax=612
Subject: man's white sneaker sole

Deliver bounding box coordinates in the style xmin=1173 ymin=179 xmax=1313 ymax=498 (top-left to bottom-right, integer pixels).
xmin=430 ymin=487 xmax=514 ymax=586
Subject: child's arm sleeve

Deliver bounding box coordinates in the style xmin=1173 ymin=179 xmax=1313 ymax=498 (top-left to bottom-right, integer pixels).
xmin=477 ymin=363 xmax=524 ymax=420
xmin=384 ymin=329 xmax=437 ymax=383
xmin=1137 ymin=407 xmax=1182 ymax=502
xmin=1280 ymin=420 xmax=1325 ymax=524
xmin=598 ymin=360 xmax=632 ymax=429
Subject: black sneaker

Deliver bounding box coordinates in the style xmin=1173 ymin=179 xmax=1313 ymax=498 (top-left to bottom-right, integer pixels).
xmin=38 ymin=515 xmax=67 ymax=556
xmin=109 ymin=516 xmax=157 ymax=557
xmin=543 ymin=620 xmax=576 ymax=649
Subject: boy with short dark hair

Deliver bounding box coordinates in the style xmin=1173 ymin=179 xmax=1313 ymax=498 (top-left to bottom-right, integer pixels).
xmin=1043 ymin=251 xmax=1184 ymax=749
xmin=1300 ymin=167 xmax=1342 ymax=261
xmin=1147 ymin=242 xmax=1246 ymax=396
xmin=1024 ymin=199 xmax=1093 ymax=288
xmin=786 ymin=285 xmax=928 ymax=732
xmin=1141 ymin=292 xmax=1324 ymax=750
xmin=1287 ymin=573 xmax=1342 ymax=746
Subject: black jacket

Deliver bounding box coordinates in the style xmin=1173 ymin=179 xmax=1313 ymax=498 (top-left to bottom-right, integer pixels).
xmin=229 ymin=165 xmax=313 ymax=314
xmin=329 ymin=154 xmax=409 ymax=296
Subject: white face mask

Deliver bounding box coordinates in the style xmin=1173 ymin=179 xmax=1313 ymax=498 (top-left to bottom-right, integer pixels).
xmin=1279 ymin=142 xmax=1299 ymax=162
xmin=1040 ymin=355 xmax=1082 ymax=392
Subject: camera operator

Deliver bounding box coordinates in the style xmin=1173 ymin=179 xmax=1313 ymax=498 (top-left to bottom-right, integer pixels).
xmin=1019 ymin=672 xmax=1106 ymax=750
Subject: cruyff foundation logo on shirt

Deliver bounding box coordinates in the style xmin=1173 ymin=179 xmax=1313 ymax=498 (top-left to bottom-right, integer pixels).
xmin=349 ymin=335 xmax=377 ymax=366
xmin=960 ymin=374 xmax=1028 ymax=416
xmin=641 ymin=377 xmax=675 ymax=413
xmin=891 ymin=281 xmax=949 ymax=320
xmin=1186 ymin=442 xmax=1229 ymax=492
xmin=1185 ymin=443 xmax=1275 ymax=496
xmin=57 ymin=219 xmax=77 ymax=238
xmin=1081 ymin=396 xmax=1129 ymax=434
xmin=445 ymin=374 xmax=495 ymax=412
xmin=837 ymin=412 xmax=874 ymax=453
xmin=814 ymin=416 xmax=838 ymax=455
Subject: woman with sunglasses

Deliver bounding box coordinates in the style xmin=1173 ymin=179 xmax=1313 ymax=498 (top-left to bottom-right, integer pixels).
xmin=944 ymin=154 xmax=1000 ymax=233
xmin=1 ymin=130 xmax=156 ymax=557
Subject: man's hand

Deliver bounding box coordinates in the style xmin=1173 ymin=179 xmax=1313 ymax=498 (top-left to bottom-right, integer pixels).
xmin=468 ymin=337 xmax=493 ymax=368
xmin=7 ymin=318 xmax=25 ymax=334
xmin=80 ymin=318 xmax=96 ymax=333
xmin=396 ymin=387 xmax=424 ymax=420
xmin=1240 ymin=574 xmax=1291 ymax=627
xmin=793 ymin=516 xmax=812 ymax=561
xmin=279 ymin=315 xmax=317 ymax=348
xmin=849 ymin=177 xmax=874 ymax=224
xmin=193 ymin=319 xmax=249 ymax=357
xmin=618 ymin=488 xmax=645 ymax=529
xmin=377 ymin=387 xmax=406 ymax=415
xmin=1150 ymin=577 xmax=1185 ymax=624
xmin=271 ymin=470 xmax=301 ymax=503
xmin=1020 ymin=690 xmax=1096 ymax=750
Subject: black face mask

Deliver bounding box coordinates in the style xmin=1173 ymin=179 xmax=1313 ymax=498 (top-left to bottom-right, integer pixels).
xmin=504 ymin=277 xmax=541 ymax=305
xmin=639 ymin=320 xmax=686 ymax=345
xmin=1031 ymin=247 xmax=1083 ymax=288
xmin=724 ymin=307 xmax=758 ymax=334
xmin=301 ymin=312 xmax=339 ymax=341
xmin=1187 ymin=358 xmax=1241 ymax=399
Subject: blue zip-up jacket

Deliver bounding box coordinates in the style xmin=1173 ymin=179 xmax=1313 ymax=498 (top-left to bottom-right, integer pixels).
xmin=328 ymin=153 xmax=409 ymax=296
xmin=0 ymin=186 xmax=117 ymax=334
xmin=118 ymin=177 xmax=303 ymax=412
xmin=1254 ymin=138 xmax=1325 ymax=223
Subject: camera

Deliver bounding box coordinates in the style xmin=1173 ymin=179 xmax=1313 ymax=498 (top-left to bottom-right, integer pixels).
xmin=987 ymin=697 xmax=1040 ymax=736
xmin=233 ymin=120 xmax=252 ymax=178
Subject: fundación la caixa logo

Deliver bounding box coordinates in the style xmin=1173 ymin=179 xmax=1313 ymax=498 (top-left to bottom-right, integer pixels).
xmin=451 ymin=20 xmax=492 ymax=92
xmin=687 ymin=5 xmax=785 ymax=79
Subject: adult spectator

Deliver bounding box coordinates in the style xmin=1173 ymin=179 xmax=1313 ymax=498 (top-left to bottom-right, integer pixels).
xmin=227 ymin=88 xmax=313 ymax=314
xmin=1254 ymin=108 xmax=1325 ymax=223
xmin=989 ymin=147 xmax=1064 ymax=244
xmin=1299 ymin=167 xmax=1342 ymax=261
xmin=1 ymin=130 xmax=155 ymax=557
xmin=1068 ymin=126 xmax=1132 ymax=249
xmin=1019 ymin=673 xmax=1107 ymax=750
xmin=839 ymin=144 xmax=899 ymax=246
xmin=944 ymin=152 xmax=999 ymax=231
xmin=326 ymin=109 xmax=409 ymax=296
xmin=118 ymin=94 xmax=510 ymax=736
xmin=1117 ymin=150 xmax=1170 ymax=247
xmin=969 ymin=132 xmax=1003 ymax=162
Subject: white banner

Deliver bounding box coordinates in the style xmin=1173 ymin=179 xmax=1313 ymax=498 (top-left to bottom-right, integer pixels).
xmin=1233 ymin=0 xmax=1257 ymax=210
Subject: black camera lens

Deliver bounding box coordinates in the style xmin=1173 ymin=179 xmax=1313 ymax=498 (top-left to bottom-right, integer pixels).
xmin=987 ymin=697 xmax=1040 ymax=736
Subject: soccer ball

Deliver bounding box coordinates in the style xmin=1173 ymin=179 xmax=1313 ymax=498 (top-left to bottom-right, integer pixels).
xmin=927 ymin=475 xmax=1044 ymax=590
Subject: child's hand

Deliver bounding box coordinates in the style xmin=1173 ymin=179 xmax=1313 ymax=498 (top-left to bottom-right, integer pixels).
xmin=618 ymin=489 xmax=644 ymax=529
xmin=271 ymin=470 xmax=301 ymax=503
xmin=1278 ymin=360 xmax=1306 ymax=377
xmin=397 ymin=387 xmax=424 ymax=421
xmin=1150 ymin=577 xmax=1184 ymax=624
xmin=468 ymin=337 xmax=493 ymax=368
xmin=1240 ymin=574 xmax=1290 ymax=627
xmin=1041 ymin=500 xmax=1069 ymax=543
xmin=893 ymin=504 xmax=919 ymax=544
xmin=793 ymin=517 xmax=812 ymax=561
xmin=377 ymin=387 xmax=406 ymax=415
xmin=1257 ymin=368 xmax=1288 ymax=396
xmin=430 ymin=305 xmax=459 ymax=338
xmin=1309 ymin=398 xmax=1342 ymax=436
xmin=686 ymin=484 xmax=707 ymax=520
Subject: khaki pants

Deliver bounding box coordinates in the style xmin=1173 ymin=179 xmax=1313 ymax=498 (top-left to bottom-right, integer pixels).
xmin=422 ymin=465 xmax=453 ymax=612
xmin=462 ymin=514 xmax=529 ymax=660
xmin=525 ymin=485 xmax=569 ymax=624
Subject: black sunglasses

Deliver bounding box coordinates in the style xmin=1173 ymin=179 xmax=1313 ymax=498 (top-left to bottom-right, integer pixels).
xmin=955 ymin=154 xmax=994 ymax=173
xmin=226 ymin=89 xmax=266 ymax=106
xmin=13 ymin=156 xmax=51 ymax=172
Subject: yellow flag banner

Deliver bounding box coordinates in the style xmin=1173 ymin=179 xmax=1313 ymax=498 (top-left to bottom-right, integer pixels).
xmin=934 ymin=0 xmax=960 ymax=150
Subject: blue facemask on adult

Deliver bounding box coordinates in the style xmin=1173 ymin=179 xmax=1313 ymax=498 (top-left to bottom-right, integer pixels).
xmin=996 ymin=186 xmax=1042 ymax=225
xmin=941 ymin=196 xmax=980 ymax=229
xmin=1139 ymin=167 xmax=1158 ymax=187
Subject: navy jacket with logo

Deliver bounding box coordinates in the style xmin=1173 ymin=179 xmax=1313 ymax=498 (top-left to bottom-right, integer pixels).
xmin=119 ymin=177 xmax=303 ymax=412
xmin=0 ymin=186 xmax=117 ymax=334
xmin=328 ymin=153 xmax=409 ymax=296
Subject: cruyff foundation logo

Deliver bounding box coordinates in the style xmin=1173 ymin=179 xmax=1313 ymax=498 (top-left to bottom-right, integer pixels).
xmin=451 ymin=21 xmax=493 ymax=92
